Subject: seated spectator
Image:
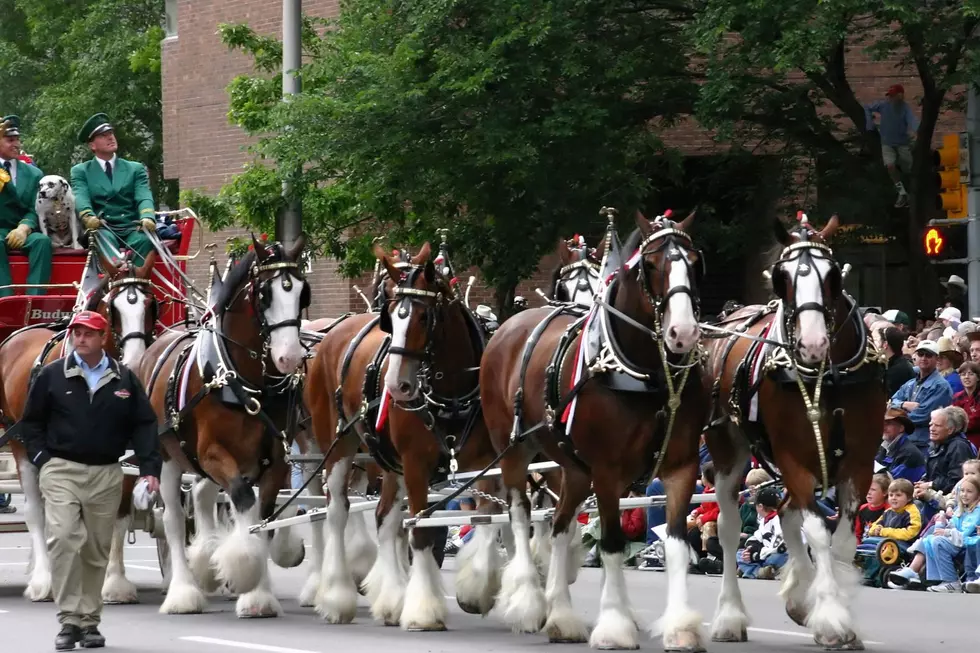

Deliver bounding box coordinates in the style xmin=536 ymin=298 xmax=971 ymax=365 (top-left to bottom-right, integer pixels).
xmin=688 ymin=463 xmax=722 ymax=573
xmin=876 ymin=407 xmax=927 ymax=482
xmin=860 ymin=478 xmax=922 ymax=550
xmin=888 ymin=475 xmax=980 ymax=592
xmin=937 ymin=336 xmax=965 ymax=394
xmin=889 ymin=340 xmax=954 ymax=456
xmin=954 ymin=361 xmax=980 ymax=450
xmin=582 ymin=482 xmax=648 ymax=567
xmin=915 ymin=406 xmax=977 ymax=505
xmin=736 ymin=487 xmax=787 ymax=579
xmin=739 ymin=469 xmax=772 ymax=546
xmin=855 ymin=474 xmax=890 ymax=545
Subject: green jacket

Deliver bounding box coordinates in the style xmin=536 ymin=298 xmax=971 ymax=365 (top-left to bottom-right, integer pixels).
xmin=70 ymin=157 xmax=155 ymax=229
xmin=740 ymin=499 xmax=758 ymax=536
xmin=0 ymin=160 xmax=42 ymax=231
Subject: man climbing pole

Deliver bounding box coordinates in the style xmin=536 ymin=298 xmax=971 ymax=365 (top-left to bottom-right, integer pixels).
xmin=865 ymin=84 xmax=920 ymax=208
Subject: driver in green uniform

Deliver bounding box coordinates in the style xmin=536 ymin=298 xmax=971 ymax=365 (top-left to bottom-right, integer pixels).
xmin=70 ymin=113 xmax=157 ymax=266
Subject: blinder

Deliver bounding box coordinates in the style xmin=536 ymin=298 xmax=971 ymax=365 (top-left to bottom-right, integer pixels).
xmin=379 ymin=304 xmax=392 ymax=333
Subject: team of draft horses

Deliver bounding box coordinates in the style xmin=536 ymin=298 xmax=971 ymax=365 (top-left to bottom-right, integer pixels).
xmin=5 ymin=210 xmax=885 ymax=652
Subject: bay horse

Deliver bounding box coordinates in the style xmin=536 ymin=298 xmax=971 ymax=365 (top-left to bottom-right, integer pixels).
xmin=0 ymin=247 xmax=159 ymax=603
xmin=138 ymin=235 xmax=309 ymax=618
xmin=700 ymin=214 xmax=884 ymax=650
xmin=480 ymin=209 xmax=708 ymax=650
xmin=550 ymin=234 xmax=601 ymax=305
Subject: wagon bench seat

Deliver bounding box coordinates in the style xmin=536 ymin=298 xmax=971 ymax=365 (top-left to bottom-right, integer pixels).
xmin=6 ymin=239 xmax=181 ymax=259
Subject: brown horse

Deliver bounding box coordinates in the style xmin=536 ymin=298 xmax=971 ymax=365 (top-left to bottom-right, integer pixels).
xmin=480 ymin=209 xmax=708 ymax=649
xmin=138 ymin=236 xmax=309 ymax=618
xmin=700 ymin=214 xmax=884 ymax=650
xmin=0 ymin=247 xmax=158 ymax=603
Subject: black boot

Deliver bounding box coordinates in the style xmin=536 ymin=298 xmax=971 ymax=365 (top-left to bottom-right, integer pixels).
xmin=79 ymin=626 xmax=105 ymax=649
xmin=55 ymin=624 xmax=80 ymax=651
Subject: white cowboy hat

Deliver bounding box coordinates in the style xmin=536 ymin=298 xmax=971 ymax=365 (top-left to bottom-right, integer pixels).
xmin=938 ymin=306 xmax=961 ymax=323
xmin=942 ymin=274 xmax=967 ymax=289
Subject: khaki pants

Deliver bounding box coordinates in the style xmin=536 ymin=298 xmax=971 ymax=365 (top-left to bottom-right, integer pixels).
xmin=39 ymin=458 xmax=123 ymax=628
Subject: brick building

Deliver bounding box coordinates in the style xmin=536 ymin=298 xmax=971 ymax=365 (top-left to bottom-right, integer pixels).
xmin=161 ymin=0 xmax=965 ymax=316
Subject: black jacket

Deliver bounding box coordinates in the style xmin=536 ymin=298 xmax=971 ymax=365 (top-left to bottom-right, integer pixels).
xmin=18 ymin=354 xmax=162 ymax=478
xmin=925 ymin=434 xmax=977 ymax=495
xmin=885 ymin=354 xmax=915 ymax=398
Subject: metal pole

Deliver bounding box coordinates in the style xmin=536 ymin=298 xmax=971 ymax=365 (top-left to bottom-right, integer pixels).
xmin=968 ymin=83 xmax=980 ymax=319
xmin=278 ymin=0 xmax=302 ymax=248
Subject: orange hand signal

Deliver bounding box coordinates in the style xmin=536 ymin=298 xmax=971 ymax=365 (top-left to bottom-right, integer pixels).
xmin=925 ymin=228 xmax=945 ymax=256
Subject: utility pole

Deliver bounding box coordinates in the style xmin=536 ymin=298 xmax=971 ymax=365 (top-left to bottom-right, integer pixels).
xmin=968 ymin=83 xmax=980 ymax=318
xmin=277 ymin=0 xmax=302 ymax=249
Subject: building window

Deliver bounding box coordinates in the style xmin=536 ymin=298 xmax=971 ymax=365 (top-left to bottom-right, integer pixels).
xmin=165 ymin=0 xmax=178 ymax=38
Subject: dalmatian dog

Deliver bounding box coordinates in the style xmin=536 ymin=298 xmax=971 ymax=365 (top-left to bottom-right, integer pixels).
xmin=35 ymin=175 xmax=80 ymax=249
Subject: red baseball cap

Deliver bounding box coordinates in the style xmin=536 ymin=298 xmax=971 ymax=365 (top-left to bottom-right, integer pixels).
xmin=886 ymin=84 xmax=904 ymax=96
xmin=69 ymin=310 xmax=108 ymax=332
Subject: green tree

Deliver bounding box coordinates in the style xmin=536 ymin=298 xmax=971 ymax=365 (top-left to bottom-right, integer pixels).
xmin=186 ymin=0 xmax=698 ymax=314
xmin=690 ymin=0 xmax=980 ymax=307
xmin=0 ymin=0 xmax=174 ymax=206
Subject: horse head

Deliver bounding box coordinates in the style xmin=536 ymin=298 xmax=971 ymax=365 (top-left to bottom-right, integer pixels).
xmin=91 ymin=248 xmax=159 ymax=369
xmin=374 ymin=241 xmax=457 ymax=402
xmin=771 ymin=212 xmax=842 ymax=365
xmin=631 ymin=209 xmax=704 ymax=354
xmin=223 ymin=234 xmax=310 ymax=374
xmin=552 ymin=234 xmax=603 ymax=306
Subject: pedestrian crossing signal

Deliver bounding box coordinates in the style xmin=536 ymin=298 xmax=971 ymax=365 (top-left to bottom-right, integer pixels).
xmin=924 ymin=227 xmax=945 ymax=257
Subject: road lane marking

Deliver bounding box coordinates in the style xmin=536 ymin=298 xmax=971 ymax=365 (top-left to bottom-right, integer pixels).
xmin=125 ymin=564 xmax=161 ymax=571
xmin=181 ymin=636 xmax=320 ymax=653
xmin=699 ymin=622 xmax=883 ymax=646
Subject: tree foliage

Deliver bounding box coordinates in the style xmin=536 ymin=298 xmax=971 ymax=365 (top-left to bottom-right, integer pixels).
xmin=0 ymin=0 xmax=174 ymax=205
xmin=187 ymin=0 xmax=699 ymax=309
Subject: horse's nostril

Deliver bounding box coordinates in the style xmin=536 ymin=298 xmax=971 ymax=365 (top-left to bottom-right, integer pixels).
xmin=669 ymin=327 xmax=678 ymax=340
xmin=398 ymin=381 xmax=413 ymax=395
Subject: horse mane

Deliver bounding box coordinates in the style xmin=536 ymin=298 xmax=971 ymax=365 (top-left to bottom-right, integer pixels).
xmin=617 ymin=227 xmax=643 ymax=283
xmin=548 ymin=264 xmax=564 ymax=301
xmin=213 ymin=249 xmax=258 ymax=315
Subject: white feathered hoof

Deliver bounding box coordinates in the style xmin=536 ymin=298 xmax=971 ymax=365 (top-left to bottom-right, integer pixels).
xmin=298 ymin=571 xmax=320 ymax=608
xmin=659 ymin=609 xmax=706 ymax=653
xmin=315 ymin=581 xmax=358 ymax=625
xmin=159 ymin=581 xmax=208 ymax=615
xmin=24 ymin=573 xmax=53 ymax=602
xmin=270 ymin=529 xmax=306 ymax=569
xmin=454 ymin=536 xmax=501 ymax=616
xmin=710 ymin=604 xmax=749 ymax=642
xmin=497 ymin=563 xmax=546 ymax=633
xmin=814 ymin=632 xmax=864 ymax=651
xmin=187 ymin=536 xmax=221 ymax=593
xmin=213 ymin=534 xmax=266 ymax=595
xmin=399 ymin=584 xmax=447 ymax=632
xmin=786 ymin=601 xmax=809 ymax=628
xmin=590 ymin=610 xmax=640 ymax=650
xmin=236 ymin=587 xmax=283 ymax=619
xmin=362 ymin=560 xmax=404 ymax=626
xmin=545 ymin=605 xmax=589 ymax=644
xmin=102 ymin=572 xmax=140 ymax=605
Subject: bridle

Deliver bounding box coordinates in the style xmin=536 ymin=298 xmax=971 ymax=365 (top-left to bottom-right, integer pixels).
xmin=555 ymin=257 xmax=600 ymax=305
xmin=380 ymin=264 xmax=449 ymax=364
xmin=104 ymin=276 xmax=158 ymax=348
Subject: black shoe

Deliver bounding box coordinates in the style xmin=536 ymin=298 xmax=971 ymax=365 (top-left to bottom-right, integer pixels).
xmin=79 ymin=627 xmax=105 ymax=649
xmin=56 ymin=625 xmax=80 ymax=651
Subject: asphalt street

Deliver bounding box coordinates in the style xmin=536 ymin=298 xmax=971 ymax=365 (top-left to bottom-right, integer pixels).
xmin=0 ymin=495 xmax=967 ymax=652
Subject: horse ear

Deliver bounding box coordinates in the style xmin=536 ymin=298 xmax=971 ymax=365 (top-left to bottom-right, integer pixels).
xmin=772 ymin=218 xmax=794 ymax=247
xmin=557 ymin=237 xmax=572 ymax=264
xmin=411 ymin=241 xmax=432 ymax=265
xmin=374 ymin=243 xmax=401 ymax=281
xmin=635 ymin=210 xmax=652 ymax=235
xmin=250 ymin=232 xmax=268 ymax=261
xmin=818 ymin=214 xmax=840 ymax=242
xmin=594 ymin=236 xmax=606 ymax=262
xmin=136 ymin=250 xmax=157 ymax=279
xmin=286 ymin=233 xmax=307 ymax=261
xmin=677 ymin=209 xmax=696 ymax=233
xmin=424 ymin=260 xmax=436 ymax=284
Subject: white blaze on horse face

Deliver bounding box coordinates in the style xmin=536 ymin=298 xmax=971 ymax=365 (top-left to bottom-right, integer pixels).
xmin=790 ymin=255 xmax=832 ymax=364
xmin=662 ymin=248 xmax=699 ymax=355
xmin=113 ymin=289 xmax=148 ymax=369
xmin=264 ymin=275 xmax=305 ymax=374
xmin=384 ymin=300 xmax=419 ymax=401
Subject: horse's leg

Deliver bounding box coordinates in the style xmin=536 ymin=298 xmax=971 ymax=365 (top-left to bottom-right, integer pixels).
xmin=17 ymin=452 xmax=53 ymax=601
xmin=363 ymin=471 xmax=408 ymax=625
xmin=399 ymin=460 xmax=448 ymax=631
xmin=234 ymin=460 xmax=288 ymax=619
xmin=657 ymin=460 xmax=706 ymax=653
xmin=454 ymin=476 xmax=505 ymax=617
xmin=345 ymin=465 xmax=378 ymax=588
xmin=543 ymin=467 xmax=591 ymax=644
xmin=298 ymin=467 xmax=326 ymax=606
xmin=708 ymin=433 xmax=751 ymax=643
xmin=185 ymin=479 xmax=222 ymax=594
xmin=102 ymin=487 xmax=139 ymax=604
xmin=495 ymin=448 xmax=547 ymax=632
xmin=314 ymin=454 xmax=359 ymax=624
xmin=159 ymin=459 xmax=208 ymax=614
xmin=588 ymin=467 xmax=639 ymax=650
xmin=777 ymin=507 xmax=813 ymax=626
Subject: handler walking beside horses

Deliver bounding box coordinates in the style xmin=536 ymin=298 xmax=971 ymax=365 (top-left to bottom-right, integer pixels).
xmin=17 ymin=310 xmax=161 ymax=650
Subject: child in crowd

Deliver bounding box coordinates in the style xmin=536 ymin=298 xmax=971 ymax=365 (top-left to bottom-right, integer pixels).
xmin=859 ymin=478 xmax=921 ymax=551
xmin=688 ymin=463 xmax=721 ymax=573
xmin=736 ymin=487 xmax=786 ymax=579
xmin=739 ymin=469 xmax=772 ymax=546
xmin=855 ymin=474 xmax=890 ymax=545
xmin=889 ymin=475 xmax=980 ymax=592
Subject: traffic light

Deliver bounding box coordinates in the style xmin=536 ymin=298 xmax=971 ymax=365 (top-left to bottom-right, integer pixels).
xmin=933 ymin=133 xmax=971 ymax=219
xmin=924 ymin=227 xmax=946 ymax=258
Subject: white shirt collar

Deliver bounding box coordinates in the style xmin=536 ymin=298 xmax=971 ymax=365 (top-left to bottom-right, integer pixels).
xmin=1 ymin=158 xmax=16 ymax=183
xmin=96 ymin=154 xmax=117 ymax=172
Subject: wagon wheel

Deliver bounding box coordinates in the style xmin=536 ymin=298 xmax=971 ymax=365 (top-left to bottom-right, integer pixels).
xmin=875 ymin=539 xmax=901 ymax=566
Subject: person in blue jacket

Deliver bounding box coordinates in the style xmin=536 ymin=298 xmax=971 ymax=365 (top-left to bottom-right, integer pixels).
xmin=889 ymin=340 xmax=953 ymax=456
xmin=876 ymin=407 xmax=927 ymax=483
